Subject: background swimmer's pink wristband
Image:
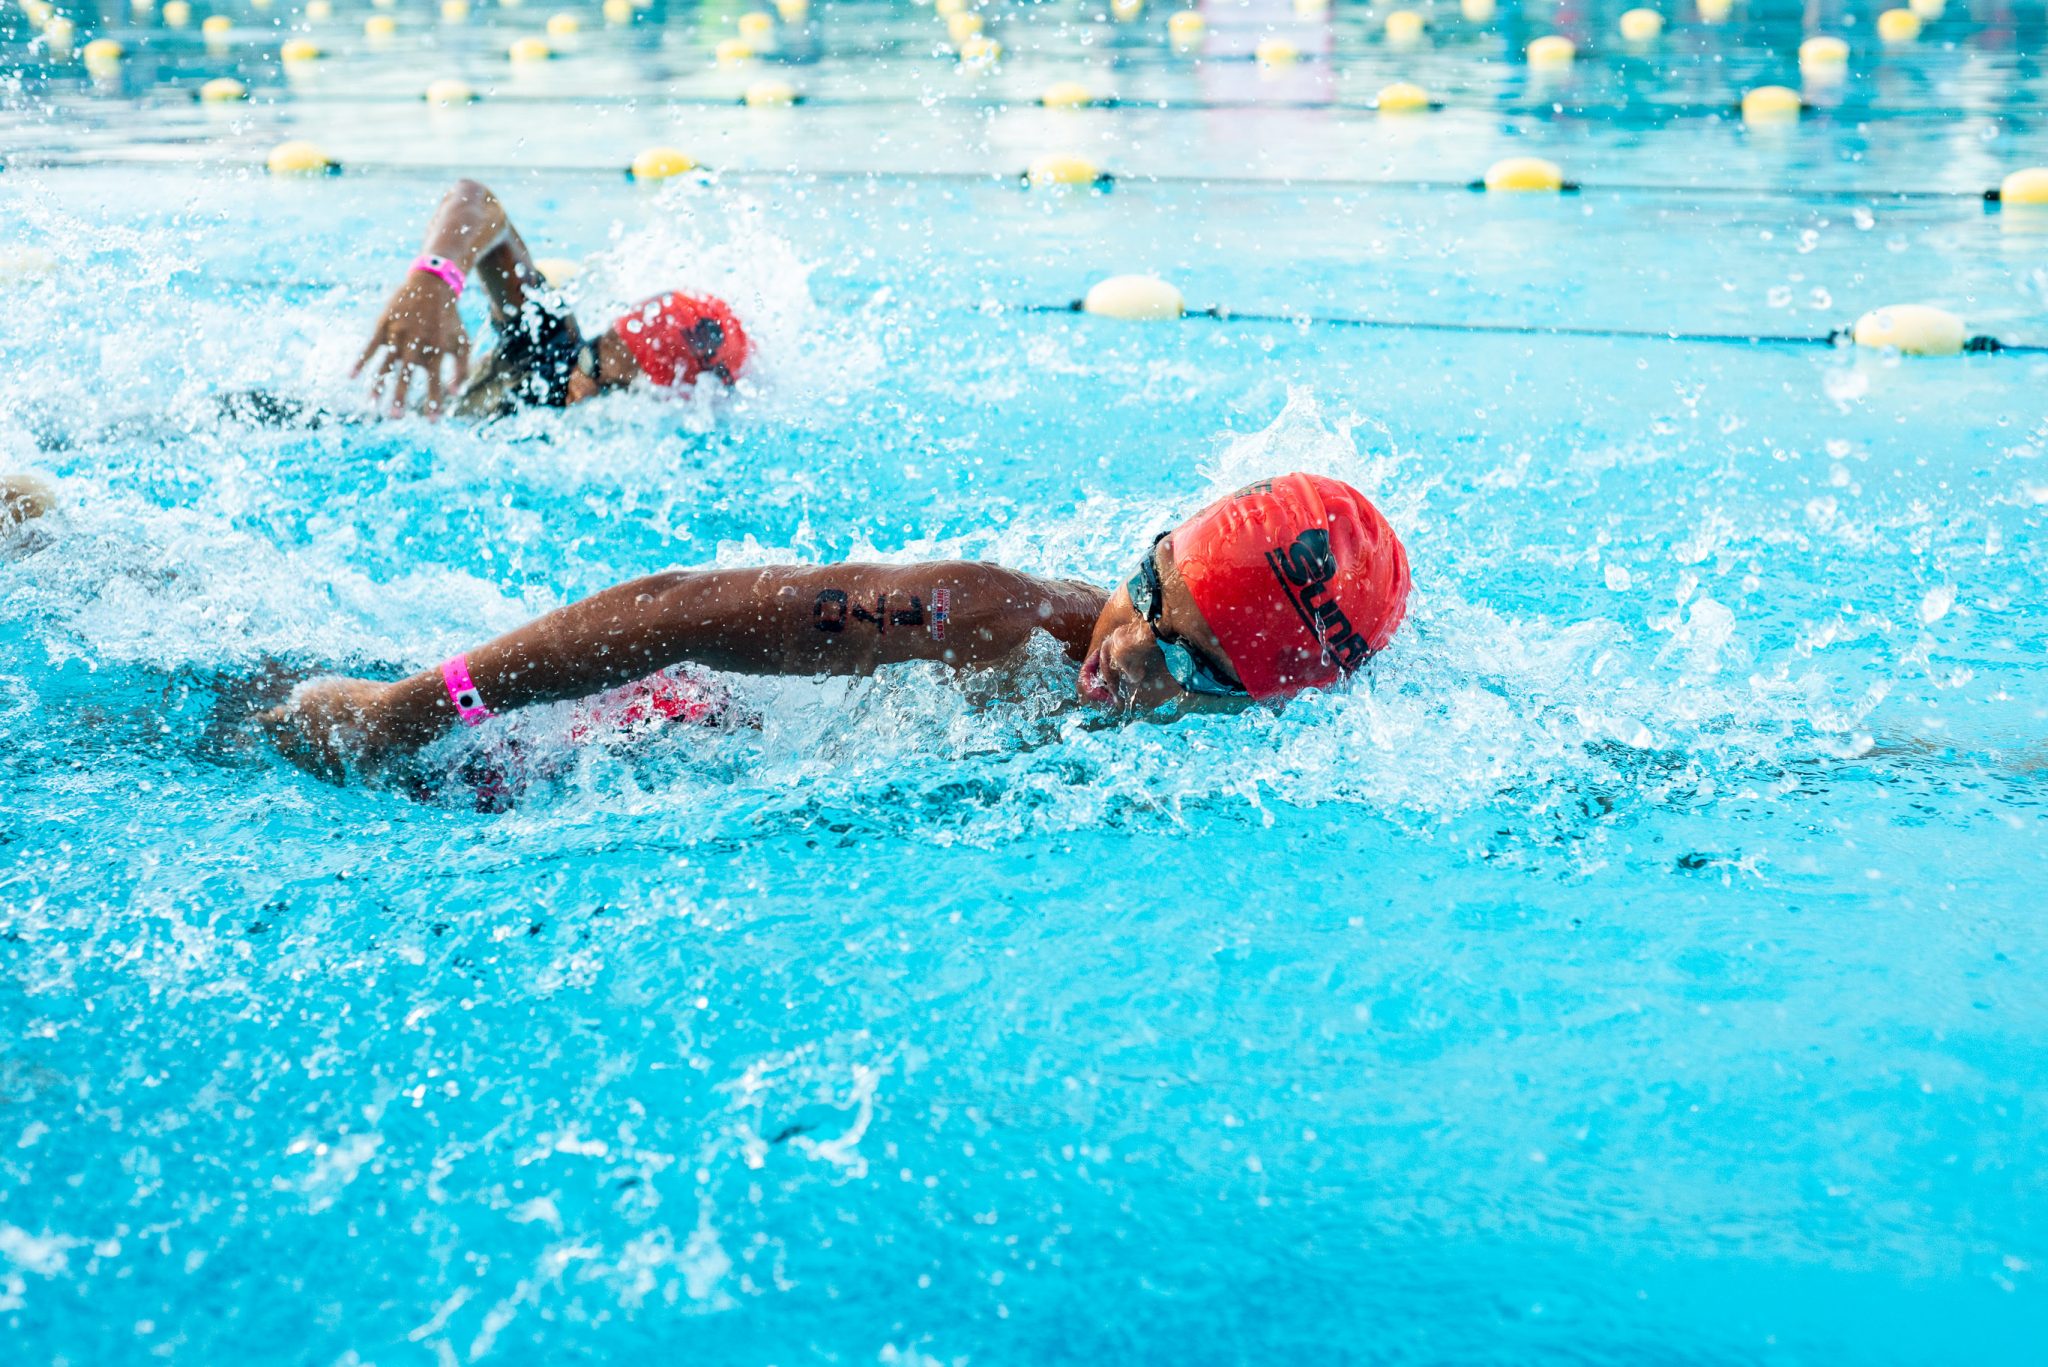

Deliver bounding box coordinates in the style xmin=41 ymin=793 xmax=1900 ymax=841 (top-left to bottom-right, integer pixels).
xmin=411 ymin=254 xmax=466 ymax=297
xmin=441 ymin=655 xmax=493 ymax=726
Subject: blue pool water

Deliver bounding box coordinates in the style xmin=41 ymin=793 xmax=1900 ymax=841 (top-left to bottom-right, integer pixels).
xmin=4 ymin=1 xmax=2048 ymax=1360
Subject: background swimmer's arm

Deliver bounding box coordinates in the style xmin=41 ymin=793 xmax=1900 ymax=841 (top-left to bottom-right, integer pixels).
xmin=287 ymin=564 xmax=1104 ymax=763
xmin=356 ymin=179 xmax=553 ymax=418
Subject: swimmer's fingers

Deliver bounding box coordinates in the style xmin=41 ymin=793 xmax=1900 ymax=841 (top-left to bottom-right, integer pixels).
xmin=389 ymin=361 xmax=415 ymax=419
xmin=256 ymin=703 xmax=344 ymax=783
xmin=351 ymin=328 xmax=384 ymax=379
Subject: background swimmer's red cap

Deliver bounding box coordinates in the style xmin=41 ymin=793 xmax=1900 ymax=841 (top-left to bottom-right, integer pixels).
xmin=612 ymin=292 xmax=750 ymax=387
xmin=1171 ymin=472 xmax=1410 ymax=701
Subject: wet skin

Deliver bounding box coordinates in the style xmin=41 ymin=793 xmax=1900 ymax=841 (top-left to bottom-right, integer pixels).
xmin=259 ymin=530 xmax=1246 ymax=783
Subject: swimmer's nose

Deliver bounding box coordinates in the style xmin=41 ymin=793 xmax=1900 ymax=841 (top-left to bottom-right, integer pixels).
xmin=1098 ymin=621 xmax=1165 ymax=699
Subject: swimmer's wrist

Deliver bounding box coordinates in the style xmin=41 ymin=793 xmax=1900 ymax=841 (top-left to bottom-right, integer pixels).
xmin=368 ymin=671 xmax=466 ymax=752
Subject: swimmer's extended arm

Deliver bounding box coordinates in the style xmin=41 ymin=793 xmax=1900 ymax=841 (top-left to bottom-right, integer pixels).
xmin=356 ymin=179 xmax=551 ymax=418
xmin=261 ymin=563 xmax=1105 ymax=776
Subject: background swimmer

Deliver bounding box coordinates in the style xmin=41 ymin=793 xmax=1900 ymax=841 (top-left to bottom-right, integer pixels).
xmin=260 ymin=474 xmax=1411 ymax=781
xmin=227 ymin=179 xmax=752 ymax=425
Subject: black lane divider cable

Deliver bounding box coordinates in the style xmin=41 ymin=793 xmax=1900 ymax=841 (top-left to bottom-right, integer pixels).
xmin=1025 ymin=302 xmax=2048 ymax=355
xmin=53 ymin=273 xmax=2048 ymax=356
xmin=9 ymin=149 xmax=2034 ymax=205
xmin=100 ymin=85 xmax=2042 ymax=126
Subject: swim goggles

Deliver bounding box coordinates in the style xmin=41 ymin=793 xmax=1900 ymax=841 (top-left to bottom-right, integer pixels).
xmin=1126 ymin=533 xmax=1246 ymax=697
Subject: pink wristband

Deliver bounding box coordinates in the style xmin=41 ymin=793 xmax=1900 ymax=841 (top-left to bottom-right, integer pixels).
xmin=411 ymin=254 xmax=466 ymax=298
xmin=441 ymin=655 xmax=494 ymax=726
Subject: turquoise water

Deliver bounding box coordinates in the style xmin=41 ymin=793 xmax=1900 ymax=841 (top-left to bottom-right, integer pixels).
xmin=4 ymin=1 xmax=2048 ymax=1361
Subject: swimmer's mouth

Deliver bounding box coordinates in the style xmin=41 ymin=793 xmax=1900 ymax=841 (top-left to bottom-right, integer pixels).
xmin=1078 ymin=650 xmax=1118 ymax=708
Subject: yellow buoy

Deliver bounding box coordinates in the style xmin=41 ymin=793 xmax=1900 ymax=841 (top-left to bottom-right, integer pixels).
xmin=744 ymin=78 xmax=797 ymax=106
xmin=546 ymin=12 xmax=580 ymax=37
xmin=957 ymin=33 xmax=1001 ymax=67
xmin=364 ymin=14 xmax=396 ymax=38
xmin=935 ymin=0 xmax=966 ymax=12
xmin=603 ymin=0 xmax=632 ymax=21
xmin=533 ymin=257 xmax=580 ymax=287
xmin=1527 ymin=34 xmax=1575 ymax=66
xmin=508 ymin=35 xmax=551 ymax=62
xmin=130 ymin=0 xmax=153 ymax=13
xmin=1852 ymin=304 xmax=1965 ymax=357
xmin=775 ymin=0 xmax=808 ymax=20
xmin=1293 ymin=0 xmax=1329 ymax=17
xmin=1999 ymin=167 xmax=2048 ymax=205
xmin=266 ymin=139 xmax=333 ymax=175
xmin=280 ymin=37 xmax=321 ymax=63
xmin=304 ymin=0 xmax=332 ymax=20
xmin=1741 ymin=85 xmax=1801 ymax=124
xmin=1376 ymin=81 xmax=1431 ymax=114
xmin=1110 ymin=0 xmax=1142 ymax=20
xmin=441 ymin=0 xmax=470 ymax=19
xmin=1040 ymin=80 xmax=1096 ymax=109
xmin=1619 ymin=8 xmax=1663 ymax=41
xmin=161 ymin=0 xmax=191 ymax=28
xmin=42 ymin=16 xmax=75 ymax=55
xmin=1082 ymin=275 xmax=1184 ymax=322
xmin=24 ymin=0 xmax=54 ymax=27
xmin=1696 ymin=0 xmax=1731 ymax=18
xmin=425 ymin=77 xmax=476 ymax=104
xmin=714 ymin=36 xmax=753 ymax=64
xmin=1799 ymin=35 xmax=1849 ymax=70
xmin=1254 ymin=36 xmax=1299 ymax=66
xmin=199 ymin=75 xmax=247 ymax=101
xmin=1460 ymin=0 xmax=1495 ymax=19
xmin=737 ymin=11 xmax=773 ymax=43
xmin=201 ymin=15 xmax=232 ymax=38
xmin=945 ymin=12 xmax=981 ymax=43
xmin=1167 ymin=10 xmax=1204 ymax=45
xmin=1484 ymin=155 xmax=1565 ymax=192
xmin=1908 ymin=0 xmax=1943 ymax=17
xmin=82 ymin=37 xmax=123 ymax=74
xmin=1876 ymin=8 xmax=1920 ymax=42
xmin=629 ymin=146 xmax=696 ymax=181
xmin=1026 ymin=153 xmax=1102 ymax=188
xmin=1384 ymin=9 xmax=1424 ymax=44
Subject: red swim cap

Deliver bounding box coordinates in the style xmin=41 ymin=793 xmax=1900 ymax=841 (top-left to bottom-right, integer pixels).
xmin=1171 ymin=473 xmax=1410 ymax=701
xmin=612 ymin=292 xmax=750 ymax=387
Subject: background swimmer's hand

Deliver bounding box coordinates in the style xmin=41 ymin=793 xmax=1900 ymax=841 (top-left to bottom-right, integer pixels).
xmin=355 ymin=273 xmax=471 ymax=420
xmin=258 ymin=677 xmax=396 ymax=783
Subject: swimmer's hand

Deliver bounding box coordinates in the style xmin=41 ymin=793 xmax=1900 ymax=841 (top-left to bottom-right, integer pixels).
xmin=258 ymin=677 xmax=400 ymax=783
xmin=356 ymin=272 xmax=471 ymax=420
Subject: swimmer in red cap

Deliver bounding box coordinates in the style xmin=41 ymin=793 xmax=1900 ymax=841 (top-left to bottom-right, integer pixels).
xmin=261 ymin=474 xmax=1411 ymax=781
xmin=352 ymin=179 xmax=749 ymax=420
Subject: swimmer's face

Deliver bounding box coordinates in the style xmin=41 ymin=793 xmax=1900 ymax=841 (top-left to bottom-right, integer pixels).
xmin=1079 ymin=532 xmax=1245 ymax=712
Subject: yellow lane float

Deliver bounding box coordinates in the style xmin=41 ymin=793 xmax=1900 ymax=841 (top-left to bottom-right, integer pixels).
xmin=1998 ymin=167 xmax=2048 ymax=205
xmin=1741 ymin=85 xmax=1802 ymax=124
xmin=1083 ymin=275 xmax=1184 ymax=321
xmin=267 ymin=139 xmax=333 ymax=175
xmin=1376 ymin=82 xmax=1431 ymax=114
xmin=1026 ymin=153 xmax=1103 ymax=189
xmin=745 ymin=78 xmax=798 ymax=106
xmin=629 ymin=146 xmax=695 ymax=181
xmin=1619 ymin=8 xmax=1663 ymax=41
xmin=1484 ymin=156 xmax=1566 ymax=192
xmin=1851 ymin=305 xmax=1964 ymax=356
